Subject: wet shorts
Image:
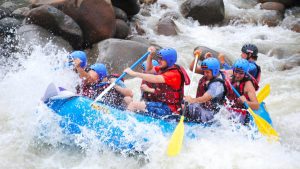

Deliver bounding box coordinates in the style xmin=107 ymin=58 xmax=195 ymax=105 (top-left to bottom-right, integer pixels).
xmin=145 ymin=102 xmax=173 ymax=118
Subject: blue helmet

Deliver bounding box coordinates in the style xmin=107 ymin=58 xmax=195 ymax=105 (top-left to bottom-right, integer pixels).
xmin=69 ymin=51 xmax=87 ymax=68
xmin=157 ymin=48 xmax=177 ymax=67
xmin=90 ymin=63 xmax=107 ymax=80
xmin=241 ymin=43 xmax=258 ymax=57
xmin=201 ymin=58 xmax=220 ymax=77
xmin=233 ymin=59 xmax=249 ymax=74
xmin=141 ymin=60 xmax=159 ymax=70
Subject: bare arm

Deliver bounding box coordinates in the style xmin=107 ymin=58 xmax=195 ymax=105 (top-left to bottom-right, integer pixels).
xmin=184 ymin=92 xmax=212 ymax=104
xmin=74 ymin=60 xmax=94 ymax=84
xmin=189 ymin=59 xmax=203 ymax=74
xmin=241 ymin=81 xmax=259 ymax=110
xmin=124 ymin=68 xmax=165 ymax=83
xmin=114 ymin=85 xmax=134 ymax=97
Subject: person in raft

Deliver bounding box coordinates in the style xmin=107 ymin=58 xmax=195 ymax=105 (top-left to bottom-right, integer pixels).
xmin=223 ymin=58 xmax=259 ymax=124
xmin=123 ymin=46 xmax=190 ymax=119
xmin=218 ymin=43 xmax=261 ymax=84
xmin=184 ymin=53 xmax=227 ymax=123
xmin=73 ymin=53 xmax=133 ymax=110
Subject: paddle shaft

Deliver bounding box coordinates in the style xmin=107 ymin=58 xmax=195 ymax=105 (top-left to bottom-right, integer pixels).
xmin=92 ymin=51 xmax=150 ymax=104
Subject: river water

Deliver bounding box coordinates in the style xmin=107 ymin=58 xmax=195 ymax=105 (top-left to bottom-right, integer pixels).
xmin=0 ymin=0 xmax=300 ymax=168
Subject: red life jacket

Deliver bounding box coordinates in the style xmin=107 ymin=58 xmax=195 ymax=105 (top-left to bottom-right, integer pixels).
xmin=76 ymin=73 xmax=126 ymax=109
xmin=224 ymin=75 xmax=259 ymax=114
xmin=196 ymin=76 xmax=227 ymax=112
xmin=152 ymin=64 xmax=190 ymax=114
xmin=141 ymin=80 xmax=157 ymax=102
xmin=94 ymin=81 xmax=126 ymax=109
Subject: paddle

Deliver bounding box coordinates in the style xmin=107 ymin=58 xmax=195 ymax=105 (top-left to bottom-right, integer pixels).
xmin=257 ymin=84 xmax=270 ymax=103
xmin=167 ymin=53 xmax=200 ymax=157
xmin=91 ymin=51 xmax=150 ymax=107
xmin=223 ymin=75 xmax=279 ymax=140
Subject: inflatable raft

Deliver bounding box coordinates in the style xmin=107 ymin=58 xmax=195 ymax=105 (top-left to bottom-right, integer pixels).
xmin=41 ymin=83 xmax=273 ymax=154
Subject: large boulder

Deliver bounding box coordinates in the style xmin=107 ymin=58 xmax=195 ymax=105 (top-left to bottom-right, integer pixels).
xmin=16 ymin=24 xmax=72 ymax=53
xmin=180 ymin=0 xmax=225 ymax=25
xmin=26 ymin=5 xmax=83 ymax=49
xmin=89 ymin=38 xmax=148 ymax=74
xmin=111 ymin=0 xmax=140 ymax=16
xmin=30 ymin=0 xmax=116 ymax=46
xmin=157 ymin=17 xmax=178 ymax=36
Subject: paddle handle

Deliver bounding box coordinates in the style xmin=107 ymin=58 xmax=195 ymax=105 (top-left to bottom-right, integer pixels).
xmin=92 ymin=51 xmax=150 ymax=104
xmin=187 ymin=54 xmax=199 ymax=95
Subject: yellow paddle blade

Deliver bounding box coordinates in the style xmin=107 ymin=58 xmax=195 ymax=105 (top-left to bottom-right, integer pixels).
xmin=257 ymin=84 xmax=270 ymax=103
xmin=248 ymin=108 xmax=279 ymax=141
xmin=167 ymin=116 xmax=185 ymax=157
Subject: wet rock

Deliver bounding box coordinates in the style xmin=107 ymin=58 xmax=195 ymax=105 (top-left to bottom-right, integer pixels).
xmin=291 ymin=21 xmax=300 ymax=32
xmin=258 ymin=0 xmax=294 ymax=7
xmin=16 ymin=24 xmax=72 ymax=53
xmin=162 ymin=11 xmax=181 ymax=20
xmin=139 ymin=0 xmax=157 ymax=5
xmin=126 ymin=35 xmax=151 ymax=46
xmin=0 ymin=17 xmax=21 ymax=35
xmin=229 ymin=0 xmax=257 ymax=9
xmin=114 ymin=7 xmax=128 ymax=21
xmin=0 ymin=6 xmax=11 ymax=19
xmin=281 ymin=7 xmax=300 ymax=32
xmin=26 ymin=5 xmax=83 ymax=49
xmin=140 ymin=8 xmax=151 ymax=17
xmin=260 ymin=10 xmax=283 ymax=27
xmin=157 ymin=17 xmax=178 ymax=36
xmin=114 ymin=19 xmax=130 ymax=39
xmin=12 ymin=7 xmax=30 ymax=19
xmin=111 ymin=0 xmax=140 ymax=16
xmin=31 ymin=0 xmax=116 ymax=46
xmin=282 ymin=55 xmax=300 ymax=70
xmin=89 ymin=38 xmax=148 ymax=74
xmin=193 ymin=46 xmax=233 ymax=66
xmin=1 ymin=2 xmax=17 ymax=13
xmin=181 ymin=0 xmax=225 ymax=25
xmin=261 ymin=2 xmax=285 ymax=12
xmin=134 ymin=20 xmax=146 ymax=35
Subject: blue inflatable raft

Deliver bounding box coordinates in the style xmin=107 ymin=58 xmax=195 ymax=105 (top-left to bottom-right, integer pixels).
xmin=42 ymin=84 xmax=273 ymax=154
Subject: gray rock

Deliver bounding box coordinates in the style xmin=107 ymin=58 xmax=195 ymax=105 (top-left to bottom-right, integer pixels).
xmin=114 ymin=7 xmax=128 ymax=21
xmin=16 ymin=24 xmax=72 ymax=53
xmin=157 ymin=17 xmax=178 ymax=36
xmin=26 ymin=5 xmax=83 ymax=49
xmin=181 ymin=0 xmax=225 ymax=25
xmin=89 ymin=38 xmax=149 ymax=74
xmin=114 ymin=19 xmax=130 ymax=39
xmin=0 ymin=17 xmax=21 ymax=35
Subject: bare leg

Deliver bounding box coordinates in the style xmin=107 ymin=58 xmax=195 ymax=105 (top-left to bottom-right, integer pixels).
xmin=127 ymin=101 xmax=147 ymax=112
xmin=124 ymin=96 xmax=133 ymax=105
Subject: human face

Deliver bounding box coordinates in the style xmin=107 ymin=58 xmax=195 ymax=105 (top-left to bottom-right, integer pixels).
xmin=157 ymin=56 xmax=168 ymax=69
xmin=241 ymin=52 xmax=248 ymax=59
xmin=233 ymin=68 xmax=245 ymax=81
xmin=89 ymin=70 xmax=100 ymax=82
xmin=203 ymin=70 xmax=213 ymax=80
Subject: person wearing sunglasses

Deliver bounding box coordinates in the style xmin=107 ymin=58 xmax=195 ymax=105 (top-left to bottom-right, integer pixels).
xmin=224 ymin=58 xmax=259 ymax=124
xmin=124 ymin=46 xmax=190 ymax=119
xmin=184 ymin=57 xmax=227 ymax=123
